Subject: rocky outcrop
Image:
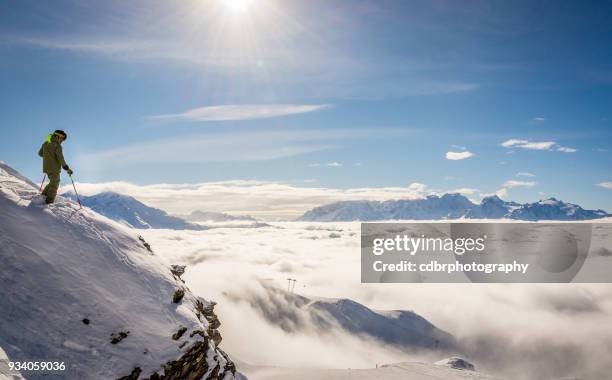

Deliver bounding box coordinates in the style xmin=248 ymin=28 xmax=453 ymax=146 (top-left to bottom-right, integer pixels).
xmin=435 ymin=356 xmax=476 ymax=371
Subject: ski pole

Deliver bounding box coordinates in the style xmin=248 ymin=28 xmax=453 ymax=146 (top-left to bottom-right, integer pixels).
xmin=39 ymin=174 xmax=47 ymax=192
xmin=69 ymin=174 xmax=82 ymax=209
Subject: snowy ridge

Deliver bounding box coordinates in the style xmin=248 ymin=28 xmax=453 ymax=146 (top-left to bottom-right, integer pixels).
xmin=236 ymin=287 xmax=456 ymax=352
xmin=298 ymin=194 xmax=610 ymax=221
xmin=63 ymin=191 xmax=205 ymax=230
xmin=0 ymin=163 xmax=239 ymax=379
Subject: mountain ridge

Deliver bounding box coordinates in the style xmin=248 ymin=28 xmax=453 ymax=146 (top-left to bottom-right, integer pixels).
xmin=63 ymin=191 xmax=205 ymax=230
xmin=298 ymin=193 xmax=610 ymax=221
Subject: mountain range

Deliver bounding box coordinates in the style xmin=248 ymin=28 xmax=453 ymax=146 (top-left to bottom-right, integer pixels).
xmin=298 ymin=194 xmax=610 ymax=222
xmin=63 ymin=191 xmax=205 ymax=230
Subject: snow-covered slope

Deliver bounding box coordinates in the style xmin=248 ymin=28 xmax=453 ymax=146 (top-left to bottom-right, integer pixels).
xmin=236 ymin=287 xmax=455 ymax=352
xmin=241 ymin=360 xmax=499 ymax=380
xmin=63 ymin=191 xmax=204 ymax=230
xmin=298 ymin=194 xmax=610 ymax=221
xmin=0 ymin=163 xmax=239 ymax=379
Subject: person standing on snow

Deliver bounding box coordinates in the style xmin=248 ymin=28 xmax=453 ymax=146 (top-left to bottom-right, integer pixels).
xmin=37 ymin=130 xmax=73 ymax=204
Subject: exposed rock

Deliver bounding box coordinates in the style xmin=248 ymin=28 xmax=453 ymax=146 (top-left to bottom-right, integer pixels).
xmin=209 ymin=329 xmax=222 ymax=346
xmin=435 ymin=356 xmax=475 ymax=371
xmin=138 ymin=235 xmax=153 ymax=253
xmin=117 ymin=366 xmax=141 ymax=380
xmin=170 ymin=265 xmax=186 ymax=280
xmin=172 ymin=326 xmax=187 ymax=341
xmin=110 ymin=330 xmax=130 ymax=344
xmin=147 ymin=340 xmax=235 ymax=380
xmin=82 ymin=318 xmax=90 ymax=325
xmin=172 ymin=289 xmax=185 ymax=304
xmin=196 ymin=300 xmax=221 ymax=329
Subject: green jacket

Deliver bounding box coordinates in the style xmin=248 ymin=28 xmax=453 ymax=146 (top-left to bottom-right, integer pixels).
xmin=38 ymin=135 xmax=69 ymax=174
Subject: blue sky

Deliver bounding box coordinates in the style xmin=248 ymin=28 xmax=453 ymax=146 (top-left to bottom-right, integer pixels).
xmin=1 ymin=0 xmax=611 ymax=212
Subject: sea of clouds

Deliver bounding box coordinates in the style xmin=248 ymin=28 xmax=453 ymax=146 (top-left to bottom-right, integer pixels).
xmin=141 ymin=221 xmax=612 ymax=379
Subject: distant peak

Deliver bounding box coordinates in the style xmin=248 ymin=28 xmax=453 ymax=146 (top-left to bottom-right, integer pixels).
xmin=482 ymin=194 xmax=503 ymax=202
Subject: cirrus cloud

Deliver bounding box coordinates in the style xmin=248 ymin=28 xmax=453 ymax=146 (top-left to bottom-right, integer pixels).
xmin=516 ymin=172 xmax=536 ymax=178
xmin=502 ymin=180 xmax=537 ymax=188
xmin=501 ymin=139 xmax=576 ymax=153
xmin=147 ymin=104 xmax=331 ymax=123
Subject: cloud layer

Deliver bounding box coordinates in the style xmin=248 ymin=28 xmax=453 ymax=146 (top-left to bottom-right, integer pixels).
xmin=140 ymin=222 xmax=612 ymax=379
xmin=58 ymin=178 xmax=499 ymax=220
xmin=60 ymin=180 xmax=435 ymax=220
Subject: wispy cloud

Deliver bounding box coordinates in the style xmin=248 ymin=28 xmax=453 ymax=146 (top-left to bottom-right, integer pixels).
xmin=147 ymin=104 xmax=331 ymax=123
xmin=445 ymin=151 xmax=474 ymax=160
xmin=556 ymin=146 xmax=577 ymax=153
xmin=495 ymin=188 xmax=508 ymax=198
xmin=1 ymin=36 xmax=148 ymax=55
xmin=326 ymin=162 xmax=343 ymax=167
xmin=597 ymin=182 xmax=612 ymax=190
xmin=501 ymin=139 xmax=576 ymax=153
xmin=502 ymin=180 xmax=537 ymax=188
xmin=450 ymin=187 xmax=479 ymax=195
xmin=516 ymin=172 xmax=536 ymax=178
xmin=501 ymin=139 xmax=556 ymax=150
xmin=529 ymin=116 xmax=546 ymax=125
xmin=484 ymin=179 xmax=537 ymax=200
xmin=80 ymin=128 xmax=411 ymax=165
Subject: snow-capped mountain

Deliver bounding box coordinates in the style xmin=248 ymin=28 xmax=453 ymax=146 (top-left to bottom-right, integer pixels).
xmin=233 ymin=286 xmax=455 ymax=352
xmin=467 ymin=195 xmax=521 ymax=219
xmin=0 ymin=162 xmax=240 ymax=379
xmin=184 ymin=210 xmax=256 ymax=223
xmin=63 ymin=191 xmax=204 ymax=230
xmin=309 ymin=297 xmax=456 ymax=351
xmin=298 ymin=194 xmax=610 ymax=221
xmin=509 ymin=197 xmax=609 ymax=221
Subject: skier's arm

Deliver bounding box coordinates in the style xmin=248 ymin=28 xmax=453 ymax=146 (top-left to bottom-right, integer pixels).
xmin=38 ymin=144 xmax=43 ymax=157
xmin=56 ymin=144 xmax=70 ymax=171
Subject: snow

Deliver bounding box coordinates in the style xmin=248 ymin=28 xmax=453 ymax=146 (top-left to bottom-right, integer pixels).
xmin=241 ymin=361 xmax=499 ymax=380
xmin=298 ymin=194 xmax=610 ymax=222
xmin=0 ymin=162 xmax=237 ymax=379
xmin=0 ymin=346 xmax=25 ymax=380
xmin=62 ymin=191 xmax=204 ymax=230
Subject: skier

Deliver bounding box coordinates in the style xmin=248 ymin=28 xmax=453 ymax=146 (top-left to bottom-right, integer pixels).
xmin=37 ymin=130 xmax=73 ymax=204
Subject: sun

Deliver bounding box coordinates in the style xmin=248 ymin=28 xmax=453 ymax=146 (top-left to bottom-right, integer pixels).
xmin=221 ymin=0 xmax=255 ymax=13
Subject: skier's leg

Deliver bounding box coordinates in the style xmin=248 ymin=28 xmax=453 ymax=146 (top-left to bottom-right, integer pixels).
xmin=42 ymin=173 xmax=50 ymax=196
xmin=45 ymin=172 xmax=60 ymax=204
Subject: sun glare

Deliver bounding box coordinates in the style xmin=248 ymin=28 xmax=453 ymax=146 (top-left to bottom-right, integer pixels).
xmin=221 ymin=0 xmax=254 ymax=13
